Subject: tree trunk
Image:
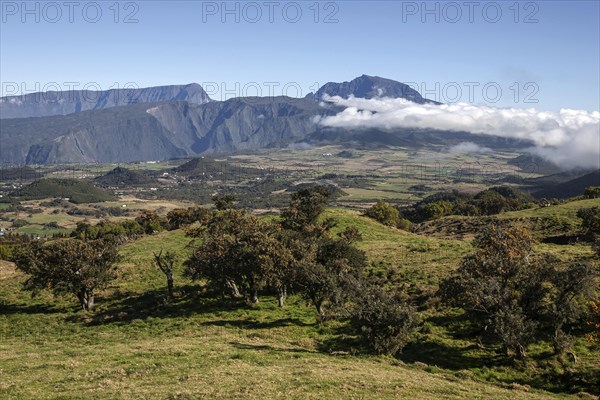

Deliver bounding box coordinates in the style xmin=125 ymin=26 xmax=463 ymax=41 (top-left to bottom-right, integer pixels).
xmin=277 ymin=286 xmax=287 ymax=308
xmin=225 ymin=279 xmax=241 ymax=299
xmin=166 ymin=275 xmax=174 ymax=298
xmin=78 ymin=289 xmax=94 ymax=311
xmin=308 ymin=293 xmax=325 ymax=317
xmin=86 ymin=292 xmax=94 ymax=311
xmin=315 ymin=300 xmax=324 ymax=316
xmin=250 ymin=288 xmax=259 ymax=304
xmin=78 ymin=291 xmax=86 ymax=311
xmin=517 ymin=344 xmax=526 ymax=360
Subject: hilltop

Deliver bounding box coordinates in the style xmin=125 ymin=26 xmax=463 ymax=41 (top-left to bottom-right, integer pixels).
xmin=95 ymin=167 xmax=155 ymax=187
xmin=11 ymin=178 xmax=115 ymax=203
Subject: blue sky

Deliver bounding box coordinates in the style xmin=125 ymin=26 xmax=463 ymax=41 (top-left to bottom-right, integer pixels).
xmin=1 ymin=0 xmax=599 ymax=111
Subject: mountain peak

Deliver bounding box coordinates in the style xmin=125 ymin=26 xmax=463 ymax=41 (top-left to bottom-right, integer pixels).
xmin=316 ymin=75 xmax=440 ymax=104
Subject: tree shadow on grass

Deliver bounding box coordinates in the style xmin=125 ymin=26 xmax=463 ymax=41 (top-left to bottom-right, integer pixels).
xmin=548 ymin=368 xmax=600 ymax=395
xmin=66 ymin=285 xmax=248 ymax=326
xmin=399 ymin=339 xmax=502 ymax=370
xmin=200 ymin=317 xmax=313 ymax=330
xmin=0 ymin=301 xmax=66 ymax=315
xmin=315 ymin=322 xmax=367 ymax=355
xmin=69 ymin=286 xmax=320 ymax=331
xmin=426 ymin=312 xmax=478 ymax=341
xmin=398 ymin=312 xmax=508 ymax=370
xmin=228 ymin=341 xmax=316 ymax=355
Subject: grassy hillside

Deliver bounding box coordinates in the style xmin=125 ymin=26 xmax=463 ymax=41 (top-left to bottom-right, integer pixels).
xmin=1 ymin=209 xmax=598 ymax=399
xmin=415 ymin=198 xmax=600 ymax=241
xmin=12 ymin=178 xmax=115 ymax=203
xmin=0 ymin=266 xmax=570 ymax=399
xmin=498 ymin=198 xmax=600 ymax=221
xmin=324 ymin=209 xmax=471 ymax=284
xmin=94 ymin=167 xmax=155 ymax=187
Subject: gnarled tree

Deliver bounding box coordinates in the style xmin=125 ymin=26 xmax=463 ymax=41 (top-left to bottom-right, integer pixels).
xmin=184 ymin=209 xmax=294 ymax=305
xmin=440 ymin=224 xmax=537 ymax=359
xmin=441 ymin=224 xmax=598 ymax=360
xmin=13 ymin=238 xmax=119 ymax=311
xmin=154 ymin=249 xmax=177 ymax=298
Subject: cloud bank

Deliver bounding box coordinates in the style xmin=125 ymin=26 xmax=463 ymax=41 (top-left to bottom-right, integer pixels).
xmin=315 ymin=96 xmax=600 ymax=170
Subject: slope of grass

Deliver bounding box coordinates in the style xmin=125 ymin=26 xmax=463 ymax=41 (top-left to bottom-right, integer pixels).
xmin=324 ymin=209 xmax=471 ymax=283
xmin=12 ymin=178 xmax=115 ymax=203
xmin=499 ymin=198 xmax=600 ymax=222
xmin=415 ymin=198 xmax=600 ymax=241
xmin=0 ymin=263 xmax=571 ymax=400
xmin=1 ymin=210 xmax=597 ymax=399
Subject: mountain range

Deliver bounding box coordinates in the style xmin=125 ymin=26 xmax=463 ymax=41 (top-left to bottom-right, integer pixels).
xmin=0 ymin=83 xmax=210 ymax=119
xmin=0 ymin=75 xmax=530 ymax=164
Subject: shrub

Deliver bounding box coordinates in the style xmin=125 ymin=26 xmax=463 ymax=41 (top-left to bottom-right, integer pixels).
xmin=440 ymin=224 xmax=597 ymax=359
xmin=584 ymin=186 xmax=600 ymax=199
xmin=11 ymin=219 xmax=28 ymax=228
xmin=419 ymin=201 xmax=454 ymax=220
xmin=364 ymin=200 xmax=401 ymax=227
xmin=352 ymin=287 xmax=419 ymax=355
xmin=166 ymin=206 xmax=210 ymax=230
xmin=0 ymin=244 xmax=14 ymax=260
xmin=365 ymin=200 xmax=413 ymax=231
xmin=577 ymin=207 xmax=600 ymax=240
xmin=135 ymin=210 xmax=167 ymax=234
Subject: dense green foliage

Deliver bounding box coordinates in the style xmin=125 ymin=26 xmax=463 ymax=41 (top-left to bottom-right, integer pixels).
xmin=400 ymin=187 xmax=535 ymax=222
xmin=584 ymin=186 xmax=600 ymax=199
xmin=135 ymin=210 xmax=168 ymax=234
xmin=71 ymin=219 xmax=143 ymax=243
xmin=0 ymin=234 xmax=31 ymax=260
xmin=280 ymin=185 xmax=333 ymax=232
xmin=352 ymin=286 xmax=419 ymax=355
xmin=577 ymin=206 xmax=600 ymax=240
xmin=12 ymin=238 xmax=120 ymax=310
xmin=11 ymin=178 xmax=115 ymax=203
xmin=184 ymin=209 xmax=294 ymax=305
xmin=166 ymin=206 xmax=210 ymax=229
xmin=364 ymin=200 xmax=412 ymax=230
xmin=440 ymin=225 xmax=597 ymax=359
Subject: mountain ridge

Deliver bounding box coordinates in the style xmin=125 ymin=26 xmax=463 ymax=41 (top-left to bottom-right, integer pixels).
xmin=0 ymin=83 xmax=211 ymax=119
xmin=0 ymin=75 xmax=538 ymax=165
xmin=0 ymin=76 xmax=438 ymax=120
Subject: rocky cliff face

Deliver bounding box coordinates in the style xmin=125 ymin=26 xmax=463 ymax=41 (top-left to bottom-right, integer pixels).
xmin=1 ymin=97 xmax=332 ymax=164
xmin=0 ymin=83 xmax=210 ymax=119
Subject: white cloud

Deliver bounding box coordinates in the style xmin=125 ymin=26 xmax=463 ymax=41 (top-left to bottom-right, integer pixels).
xmin=448 ymin=142 xmax=492 ymax=154
xmin=315 ymin=96 xmax=600 ymax=170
